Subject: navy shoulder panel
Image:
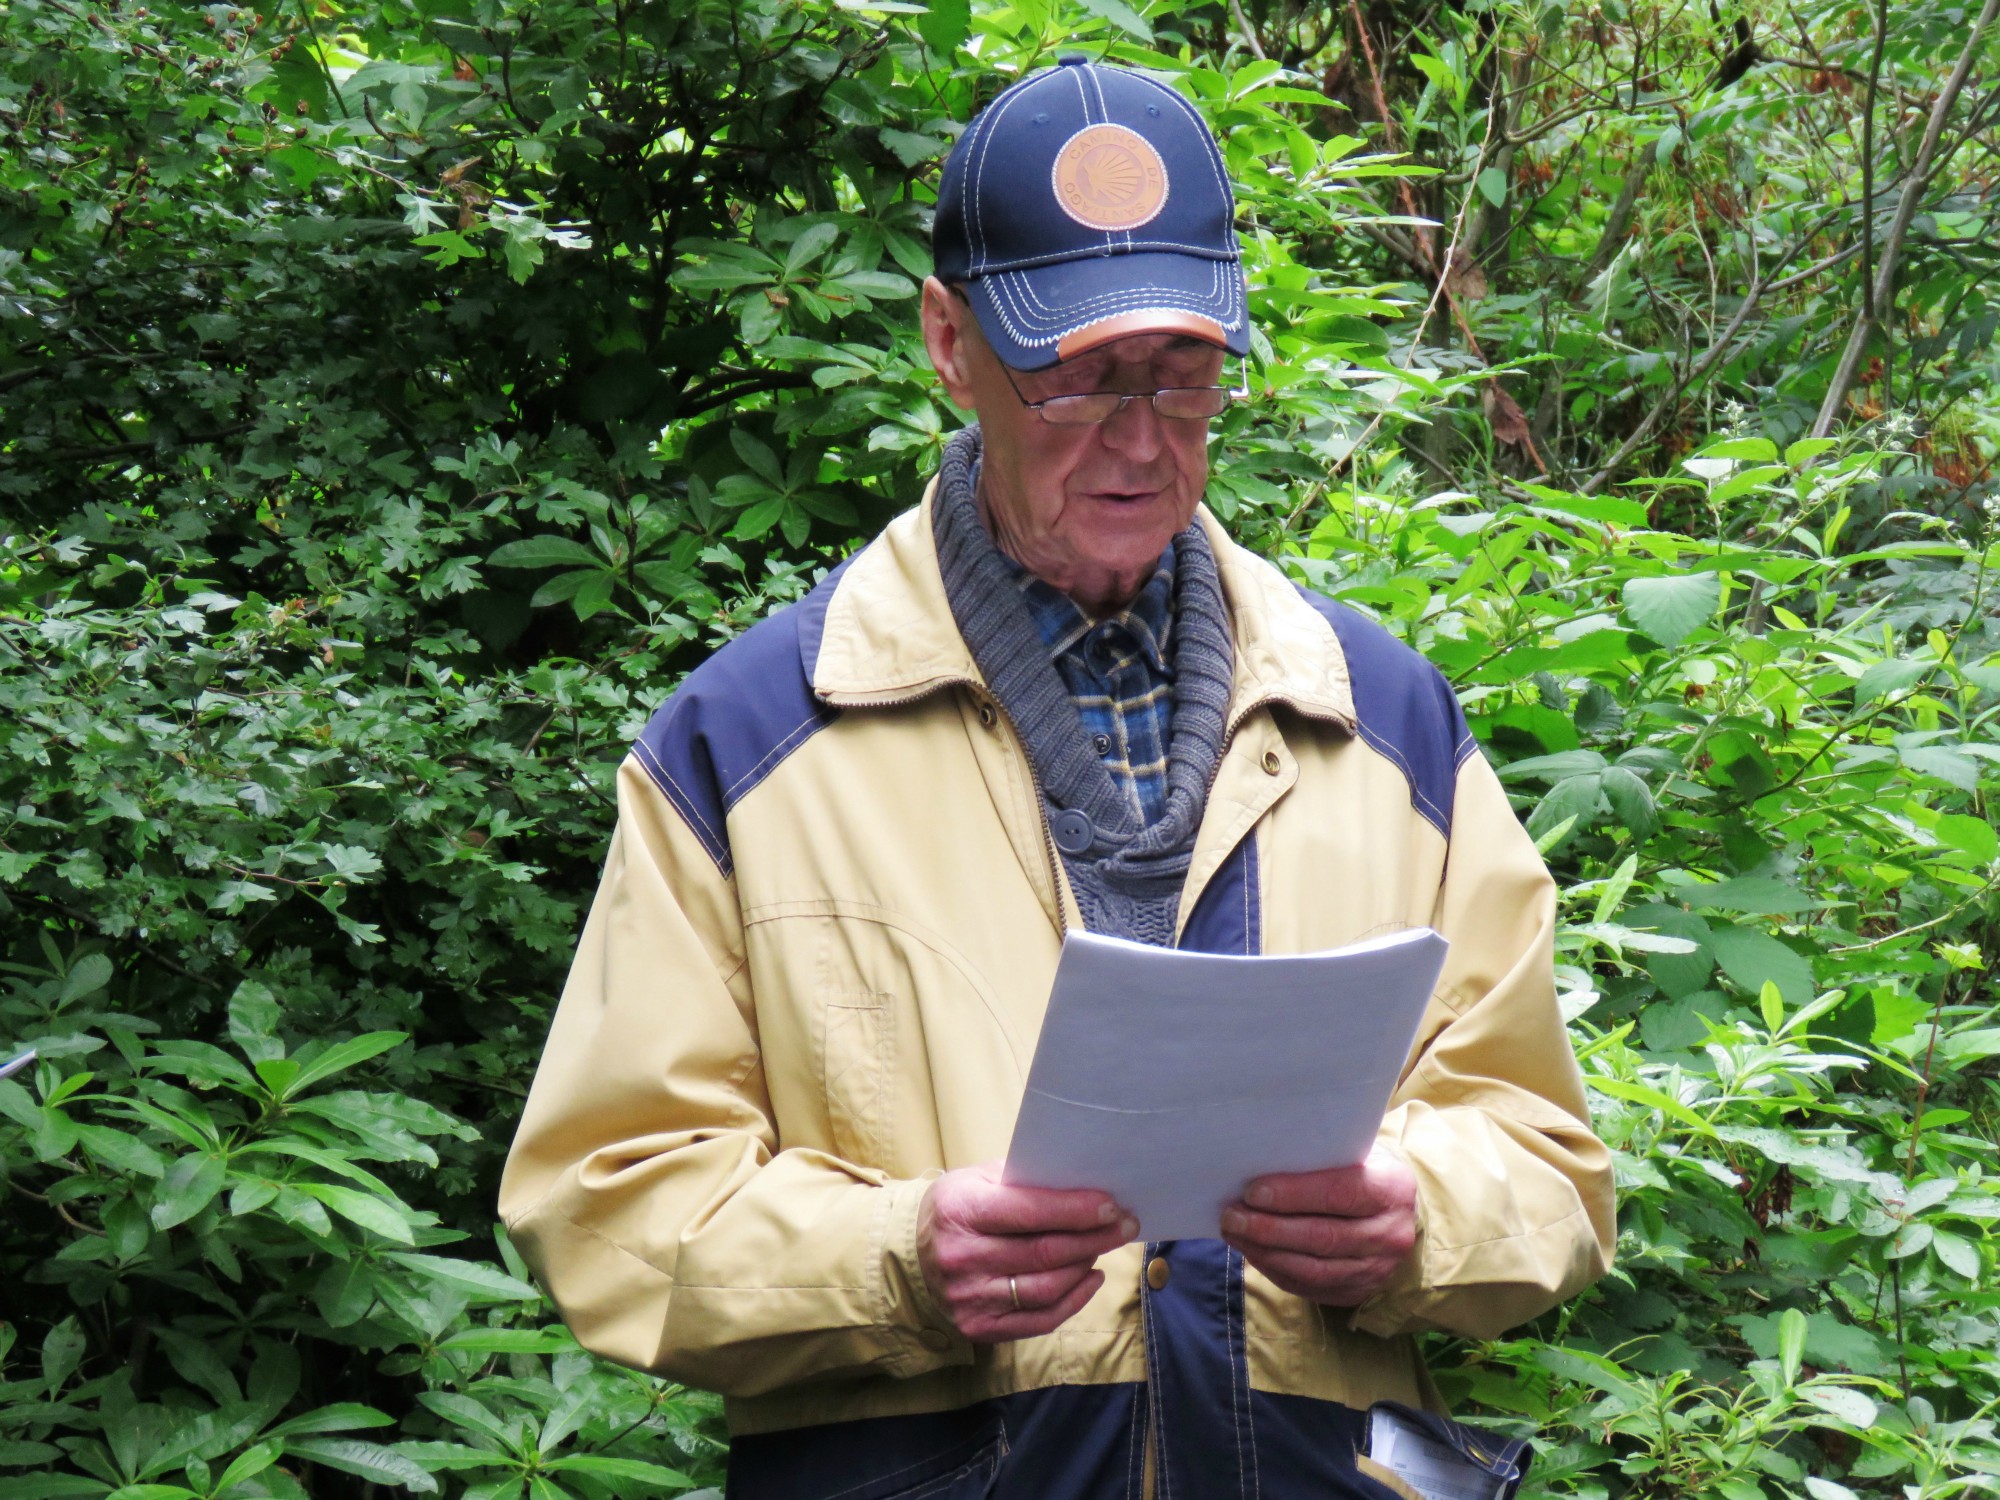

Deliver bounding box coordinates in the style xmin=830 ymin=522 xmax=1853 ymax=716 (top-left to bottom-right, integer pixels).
xmin=1293 ymin=586 xmax=1475 ymax=840
xmin=630 ymin=558 xmax=853 ymax=876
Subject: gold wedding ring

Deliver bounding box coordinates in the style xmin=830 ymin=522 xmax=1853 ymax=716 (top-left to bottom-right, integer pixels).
xmin=1009 ymin=1275 xmax=1021 ymax=1311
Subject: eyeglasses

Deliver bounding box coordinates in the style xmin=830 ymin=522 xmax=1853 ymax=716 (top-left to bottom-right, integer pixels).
xmin=996 ymin=359 xmax=1248 ymax=427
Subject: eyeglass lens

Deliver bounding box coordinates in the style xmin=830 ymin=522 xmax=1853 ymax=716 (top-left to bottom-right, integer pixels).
xmin=1037 ymin=387 xmax=1235 ymax=425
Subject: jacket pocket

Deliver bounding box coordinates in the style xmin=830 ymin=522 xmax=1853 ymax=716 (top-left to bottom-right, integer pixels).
xmin=1363 ymin=1401 xmax=1530 ymax=1500
xmin=816 ymin=986 xmax=894 ymax=1167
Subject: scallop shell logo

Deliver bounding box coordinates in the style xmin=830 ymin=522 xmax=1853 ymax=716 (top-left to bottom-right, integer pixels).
xmin=1052 ymin=124 xmax=1168 ymax=231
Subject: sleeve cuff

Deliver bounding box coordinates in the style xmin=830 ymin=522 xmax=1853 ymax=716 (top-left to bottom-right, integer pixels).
xmin=875 ymin=1172 xmax=975 ymax=1377
xmin=1348 ymin=1136 xmax=1432 ymax=1339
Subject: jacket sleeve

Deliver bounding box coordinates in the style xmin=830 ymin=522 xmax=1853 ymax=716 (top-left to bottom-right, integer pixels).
xmin=498 ymin=759 xmax=973 ymax=1396
xmin=1350 ymin=748 xmax=1615 ymax=1341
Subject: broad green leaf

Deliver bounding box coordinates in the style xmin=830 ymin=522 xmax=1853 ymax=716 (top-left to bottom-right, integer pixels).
xmin=1799 ymin=1385 xmax=1878 ymax=1428
xmin=76 ymin=1125 xmax=166 ymax=1178
xmin=1777 ymin=1306 xmax=1806 ymax=1385
xmin=1758 ymin=979 xmax=1784 ymax=1034
xmin=284 ymin=1032 xmax=408 ymax=1098
xmin=488 ymin=538 xmax=602 ymax=571
xmin=915 ymin=0 xmax=970 ymax=52
xmin=1853 ymin=658 xmax=1926 ymax=702
xmin=266 ymin=1405 xmax=396 ymax=1439
xmin=1931 ymin=1229 xmax=1980 ymax=1280
xmin=1677 ymin=877 xmax=1820 ymax=915
xmin=544 ymin=1457 xmax=693 ymax=1484
xmin=297 ymin=1183 xmax=418 ymax=1244
xmin=1074 ymin=0 xmax=1153 ymax=37
xmin=384 ymin=1252 xmax=541 ymax=1302
xmin=151 ymin=1153 xmax=227 ymax=1230
xmin=1707 ymin=926 xmax=1814 ymax=1008
xmin=287 ymin=1439 xmax=438 ymax=1494
xmin=1622 ymin=572 xmax=1722 ymax=647
xmin=417 ymin=1392 xmax=518 ymax=1452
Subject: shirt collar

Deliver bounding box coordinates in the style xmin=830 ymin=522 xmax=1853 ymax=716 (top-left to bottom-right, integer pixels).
xmin=1011 ymin=544 xmax=1177 ymax=674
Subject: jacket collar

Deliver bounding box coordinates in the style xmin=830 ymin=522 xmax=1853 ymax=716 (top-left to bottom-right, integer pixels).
xmin=810 ymin=479 xmax=1357 ymax=733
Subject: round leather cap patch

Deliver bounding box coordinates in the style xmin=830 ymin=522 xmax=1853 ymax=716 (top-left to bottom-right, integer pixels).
xmin=1052 ymin=124 xmax=1168 ymax=231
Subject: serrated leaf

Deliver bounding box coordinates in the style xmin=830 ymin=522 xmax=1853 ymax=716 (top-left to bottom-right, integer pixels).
xmin=1623 ymin=572 xmax=1722 ymax=647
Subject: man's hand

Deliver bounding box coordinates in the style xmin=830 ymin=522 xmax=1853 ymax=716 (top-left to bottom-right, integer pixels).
xmin=1218 ymin=1146 xmax=1418 ymax=1306
xmin=917 ymin=1164 xmax=1137 ymax=1343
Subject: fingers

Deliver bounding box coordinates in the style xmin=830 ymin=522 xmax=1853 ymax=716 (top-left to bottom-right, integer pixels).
xmin=1225 ymin=1244 xmax=1400 ymax=1307
xmin=1219 ymin=1151 xmax=1420 ymax=1309
xmin=947 ymin=1267 xmax=1105 ymax=1344
xmin=917 ymin=1166 xmax=1137 ymax=1345
xmin=925 ymin=1215 xmax=1134 ymax=1285
xmin=942 ymin=1169 xmax=1131 ymax=1237
xmin=1219 ymin=1203 xmax=1416 ymax=1263
xmin=1241 ymin=1150 xmax=1415 ymax=1218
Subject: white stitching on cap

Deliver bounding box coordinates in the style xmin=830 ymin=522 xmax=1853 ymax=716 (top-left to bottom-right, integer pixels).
xmin=983 ymin=279 xmax=1245 ymax=344
xmin=986 ymin=258 xmax=1242 ymax=331
xmin=1130 ymin=72 xmax=1235 ymax=243
xmin=981 ymin=281 xmax=1245 ymax=350
xmin=970 ymin=81 xmax=1040 ymax=271
xmin=989 ymin=280 xmax=1222 ymax=335
xmin=978 ymin=235 xmax=1232 ymax=266
xmin=1010 ymin=256 xmax=1238 ymax=316
xmin=1069 ymin=68 xmax=1114 ymax=254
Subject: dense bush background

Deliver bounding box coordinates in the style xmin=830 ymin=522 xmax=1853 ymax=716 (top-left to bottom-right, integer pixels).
xmin=1 ymin=0 xmax=1996 ymax=1495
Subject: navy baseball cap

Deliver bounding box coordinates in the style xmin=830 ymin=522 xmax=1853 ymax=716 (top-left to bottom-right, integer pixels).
xmin=933 ymin=55 xmax=1249 ymax=371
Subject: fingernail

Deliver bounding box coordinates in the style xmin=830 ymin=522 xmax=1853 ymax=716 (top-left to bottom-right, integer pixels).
xmin=1119 ymin=1215 xmax=1140 ymax=1240
xmin=1246 ymin=1184 xmax=1273 ymax=1209
xmin=1221 ymin=1208 xmax=1247 ymax=1236
xmin=1098 ymin=1200 xmax=1118 ymax=1223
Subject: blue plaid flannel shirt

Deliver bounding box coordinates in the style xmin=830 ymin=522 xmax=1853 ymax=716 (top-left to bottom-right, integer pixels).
xmin=1010 ymin=545 xmax=1177 ymax=827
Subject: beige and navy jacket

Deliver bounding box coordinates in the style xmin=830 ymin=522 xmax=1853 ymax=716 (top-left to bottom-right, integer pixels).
xmin=500 ymin=491 xmax=1615 ymax=1500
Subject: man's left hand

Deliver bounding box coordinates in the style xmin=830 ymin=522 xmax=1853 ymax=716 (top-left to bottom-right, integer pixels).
xmin=1218 ymin=1145 xmax=1419 ymax=1306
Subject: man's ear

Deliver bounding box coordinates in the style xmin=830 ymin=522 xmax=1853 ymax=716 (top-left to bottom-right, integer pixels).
xmin=921 ymin=275 xmax=979 ymax=412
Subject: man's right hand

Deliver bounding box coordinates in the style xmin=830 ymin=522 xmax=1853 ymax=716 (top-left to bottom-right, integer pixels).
xmin=916 ymin=1164 xmax=1138 ymax=1343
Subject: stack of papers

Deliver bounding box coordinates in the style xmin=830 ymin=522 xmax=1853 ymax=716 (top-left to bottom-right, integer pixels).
xmin=1005 ymin=928 xmax=1448 ymax=1241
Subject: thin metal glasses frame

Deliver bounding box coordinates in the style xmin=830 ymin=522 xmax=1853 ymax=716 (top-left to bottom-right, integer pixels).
xmin=995 ymin=357 xmax=1251 ymax=426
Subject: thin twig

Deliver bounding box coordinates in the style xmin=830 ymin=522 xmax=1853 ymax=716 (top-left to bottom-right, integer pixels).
xmin=1811 ymin=0 xmax=2000 ymax=436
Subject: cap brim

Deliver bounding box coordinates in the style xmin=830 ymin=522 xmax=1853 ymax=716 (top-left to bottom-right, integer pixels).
xmin=963 ymin=251 xmax=1249 ymax=371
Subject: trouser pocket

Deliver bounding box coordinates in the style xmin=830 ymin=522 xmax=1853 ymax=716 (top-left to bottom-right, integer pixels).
xmin=727 ymin=1414 xmax=1005 ymax=1500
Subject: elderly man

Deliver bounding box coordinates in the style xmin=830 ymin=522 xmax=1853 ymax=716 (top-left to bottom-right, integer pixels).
xmin=500 ymin=55 xmax=1613 ymax=1500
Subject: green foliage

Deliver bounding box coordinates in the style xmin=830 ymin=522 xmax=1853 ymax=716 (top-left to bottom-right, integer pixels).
xmin=1 ymin=0 xmax=1996 ymax=1495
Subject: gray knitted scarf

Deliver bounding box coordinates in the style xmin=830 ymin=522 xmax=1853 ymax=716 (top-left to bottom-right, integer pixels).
xmin=931 ymin=424 xmax=1233 ymax=947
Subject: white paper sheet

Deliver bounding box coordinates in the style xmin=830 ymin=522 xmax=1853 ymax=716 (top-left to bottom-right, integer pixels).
xmin=1003 ymin=927 xmax=1448 ymax=1242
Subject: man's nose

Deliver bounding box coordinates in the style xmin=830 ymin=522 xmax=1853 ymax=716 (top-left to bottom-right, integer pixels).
xmin=1097 ymin=391 xmax=1167 ymax=463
